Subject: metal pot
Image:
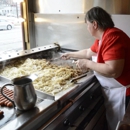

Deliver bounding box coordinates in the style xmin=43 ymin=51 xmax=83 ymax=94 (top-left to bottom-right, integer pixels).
xmin=0 ymin=74 xmax=37 ymax=111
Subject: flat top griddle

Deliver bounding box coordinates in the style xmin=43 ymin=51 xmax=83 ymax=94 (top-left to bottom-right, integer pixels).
xmin=0 ymin=44 xmax=95 ymax=129
xmin=0 ymin=72 xmax=94 ymax=129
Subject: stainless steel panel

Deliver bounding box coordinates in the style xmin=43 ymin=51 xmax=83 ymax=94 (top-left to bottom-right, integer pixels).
xmin=34 ymin=13 xmax=94 ymax=50
xmin=34 ymin=14 xmax=130 ymax=50
xmin=0 ymin=44 xmax=58 ymax=62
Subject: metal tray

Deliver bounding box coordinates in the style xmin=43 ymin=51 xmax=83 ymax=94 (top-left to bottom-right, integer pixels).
xmin=0 ymin=71 xmax=93 ymax=101
xmin=0 ymin=72 xmax=94 ymax=129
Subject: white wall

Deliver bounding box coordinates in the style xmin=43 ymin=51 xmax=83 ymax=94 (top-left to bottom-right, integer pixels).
xmin=112 ymin=15 xmax=130 ymax=37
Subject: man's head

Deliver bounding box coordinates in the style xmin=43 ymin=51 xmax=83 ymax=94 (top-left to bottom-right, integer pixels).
xmin=85 ymin=6 xmax=115 ymax=31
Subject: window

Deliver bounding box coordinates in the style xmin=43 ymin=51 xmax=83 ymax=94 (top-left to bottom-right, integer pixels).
xmin=0 ymin=0 xmax=23 ymax=54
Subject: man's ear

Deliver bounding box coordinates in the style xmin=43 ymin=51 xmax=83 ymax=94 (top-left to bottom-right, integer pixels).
xmin=93 ymin=21 xmax=98 ymax=30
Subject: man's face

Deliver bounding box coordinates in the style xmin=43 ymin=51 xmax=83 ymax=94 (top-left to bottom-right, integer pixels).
xmin=86 ymin=20 xmax=97 ymax=37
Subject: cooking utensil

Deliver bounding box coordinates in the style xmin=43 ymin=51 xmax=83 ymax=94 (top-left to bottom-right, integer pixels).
xmin=50 ymin=57 xmax=61 ymax=61
xmin=0 ymin=74 xmax=37 ymax=111
xmin=70 ymin=72 xmax=88 ymax=83
xmin=50 ymin=57 xmax=78 ymax=68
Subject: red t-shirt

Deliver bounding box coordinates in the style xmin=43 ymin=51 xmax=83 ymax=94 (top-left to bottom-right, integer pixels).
xmin=91 ymin=27 xmax=130 ymax=96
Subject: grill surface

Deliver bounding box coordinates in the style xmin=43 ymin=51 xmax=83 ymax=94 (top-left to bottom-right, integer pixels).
xmin=0 ymin=44 xmax=104 ymax=130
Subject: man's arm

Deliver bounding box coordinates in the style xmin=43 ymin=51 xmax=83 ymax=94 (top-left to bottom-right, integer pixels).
xmin=61 ymin=48 xmax=96 ymax=59
xmin=79 ymin=59 xmax=124 ymax=78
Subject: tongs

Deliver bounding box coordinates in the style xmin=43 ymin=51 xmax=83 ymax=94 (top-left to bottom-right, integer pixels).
xmin=70 ymin=72 xmax=88 ymax=83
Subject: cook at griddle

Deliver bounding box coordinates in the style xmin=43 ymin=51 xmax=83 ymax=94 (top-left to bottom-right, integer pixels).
xmin=61 ymin=6 xmax=130 ymax=130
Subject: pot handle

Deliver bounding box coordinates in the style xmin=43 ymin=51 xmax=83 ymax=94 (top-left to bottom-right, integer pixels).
xmin=1 ymin=84 xmax=16 ymax=109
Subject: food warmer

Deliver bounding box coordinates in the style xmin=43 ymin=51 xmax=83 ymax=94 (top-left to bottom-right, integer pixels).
xmin=0 ymin=43 xmax=105 ymax=130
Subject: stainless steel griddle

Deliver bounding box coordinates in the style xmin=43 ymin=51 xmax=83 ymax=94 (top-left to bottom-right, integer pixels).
xmin=0 ymin=44 xmax=105 ymax=130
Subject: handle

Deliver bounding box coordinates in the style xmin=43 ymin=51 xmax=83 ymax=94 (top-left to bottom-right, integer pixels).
xmin=1 ymin=84 xmax=16 ymax=109
xmin=70 ymin=73 xmax=87 ymax=82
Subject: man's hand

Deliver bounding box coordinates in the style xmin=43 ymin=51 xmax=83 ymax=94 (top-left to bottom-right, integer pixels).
xmin=75 ymin=59 xmax=89 ymax=73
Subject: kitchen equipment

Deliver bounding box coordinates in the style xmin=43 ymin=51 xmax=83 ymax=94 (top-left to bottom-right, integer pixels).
xmin=0 ymin=74 xmax=37 ymax=111
xmin=50 ymin=56 xmax=78 ymax=69
xmin=70 ymin=72 xmax=88 ymax=83
xmin=0 ymin=45 xmax=105 ymax=130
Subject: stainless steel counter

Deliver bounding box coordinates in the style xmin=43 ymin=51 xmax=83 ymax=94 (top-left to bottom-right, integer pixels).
xmin=0 ymin=45 xmax=104 ymax=130
xmin=0 ymin=72 xmax=99 ymax=130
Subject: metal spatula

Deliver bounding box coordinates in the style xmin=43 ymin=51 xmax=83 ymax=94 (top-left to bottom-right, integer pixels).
xmin=70 ymin=72 xmax=88 ymax=83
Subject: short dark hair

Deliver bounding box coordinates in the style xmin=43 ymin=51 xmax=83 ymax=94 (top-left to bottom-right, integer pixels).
xmin=85 ymin=6 xmax=115 ymax=30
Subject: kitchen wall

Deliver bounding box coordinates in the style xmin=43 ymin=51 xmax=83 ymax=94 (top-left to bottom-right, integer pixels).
xmin=28 ymin=0 xmax=130 ymax=50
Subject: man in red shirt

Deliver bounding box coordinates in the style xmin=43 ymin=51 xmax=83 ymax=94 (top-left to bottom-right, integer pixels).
xmin=91 ymin=28 xmax=130 ymax=97
xmin=62 ymin=7 xmax=130 ymax=130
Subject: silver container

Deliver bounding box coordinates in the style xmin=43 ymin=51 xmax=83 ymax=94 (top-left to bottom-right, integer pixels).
xmin=1 ymin=75 xmax=37 ymax=111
